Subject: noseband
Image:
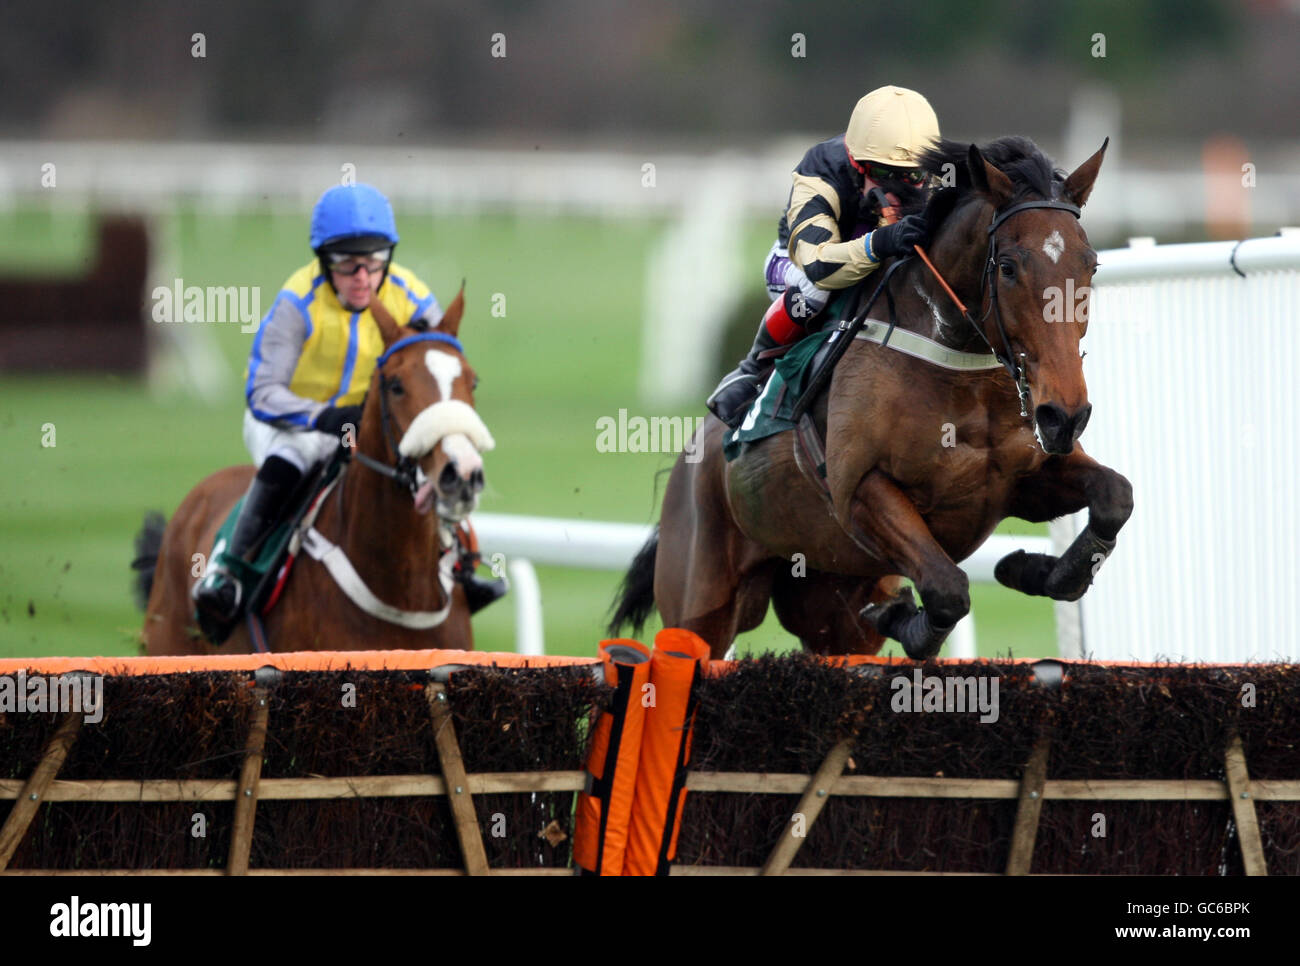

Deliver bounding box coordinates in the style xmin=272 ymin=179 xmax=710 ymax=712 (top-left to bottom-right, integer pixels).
xmin=966 ymin=199 xmax=1082 ymax=416
xmin=350 ymin=331 xmax=467 ymax=494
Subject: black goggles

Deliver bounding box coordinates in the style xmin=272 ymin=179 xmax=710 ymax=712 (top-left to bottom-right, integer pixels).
xmin=867 ymin=164 xmax=926 ymax=187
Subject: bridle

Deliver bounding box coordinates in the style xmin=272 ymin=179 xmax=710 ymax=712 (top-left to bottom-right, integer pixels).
xmin=925 ymin=198 xmax=1081 ymax=417
xmin=349 ymin=330 xmax=467 ymax=494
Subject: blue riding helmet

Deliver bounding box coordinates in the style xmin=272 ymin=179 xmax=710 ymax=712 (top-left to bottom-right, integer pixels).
xmin=310 ymin=183 xmax=400 ymax=251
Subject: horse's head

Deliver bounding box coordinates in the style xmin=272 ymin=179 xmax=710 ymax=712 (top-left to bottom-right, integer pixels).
xmin=365 ymin=288 xmax=494 ymax=521
xmin=919 ymin=136 xmax=1108 ymax=455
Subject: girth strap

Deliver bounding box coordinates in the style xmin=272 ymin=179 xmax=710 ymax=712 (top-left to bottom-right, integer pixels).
xmin=794 ymin=412 xmax=832 ymax=502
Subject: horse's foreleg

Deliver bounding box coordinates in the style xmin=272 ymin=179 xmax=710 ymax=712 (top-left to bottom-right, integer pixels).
xmin=997 ymin=447 xmax=1133 ymax=601
xmin=845 ymin=470 xmax=970 ymax=660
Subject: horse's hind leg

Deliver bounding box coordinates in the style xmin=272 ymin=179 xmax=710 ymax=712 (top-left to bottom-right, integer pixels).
xmin=654 ymin=425 xmax=774 ymax=659
xmin=143 ymin=467 xmax=252 ymax=656
xmin=142 ymin=510 xmax=207 ymax=655
xmin=655 ymin=516 xmax=772 ymax=660
xmin=771 ymin=569 xmax=903 ymax=656
xmin=671 ymin=599 xmax=743 ymax=660
xmin=656 ymin=559 xmax=778 ymax=659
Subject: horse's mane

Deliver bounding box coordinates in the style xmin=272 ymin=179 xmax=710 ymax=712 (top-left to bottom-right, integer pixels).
xmin=916 ymin=136 xmax=1068 ymax=229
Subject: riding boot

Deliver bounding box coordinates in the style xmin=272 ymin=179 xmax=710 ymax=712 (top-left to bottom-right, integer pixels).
xmin=192 ymin=455 xmax=302 ymax=643
xmin=706 ymin=290 xmax=807 ymax=428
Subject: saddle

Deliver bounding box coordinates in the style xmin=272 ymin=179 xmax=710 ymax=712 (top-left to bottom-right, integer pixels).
xmin=721 ymin=328 xmax=827 ymax=462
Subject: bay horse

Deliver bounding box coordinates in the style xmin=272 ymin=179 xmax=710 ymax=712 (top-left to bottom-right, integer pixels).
xmin=136 ymin=290 xmax=494 ymax=653
xmin=610 ymin=136 xmax=1133 ymax=660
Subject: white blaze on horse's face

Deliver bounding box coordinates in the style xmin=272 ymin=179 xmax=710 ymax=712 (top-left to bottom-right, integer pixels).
xmin=395 ymin=346 xmax=494 ymax=517
xmin=425 ymin=349 xmax=461 ymax=401
xmin=1042 ymin=230 xmax=1065 ymax=264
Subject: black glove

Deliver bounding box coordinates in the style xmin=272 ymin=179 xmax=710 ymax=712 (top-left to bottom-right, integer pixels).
xmin=868 ymin=212 xmax=929 ymax=261
xmin=314 ymin=405 xmax=363 ymax=436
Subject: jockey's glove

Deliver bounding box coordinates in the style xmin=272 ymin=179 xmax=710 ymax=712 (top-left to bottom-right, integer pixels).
xmin=867 ymin=213 xmax=929 ymax=261
xmin=314 ymin=405 xmax=363 ymax=436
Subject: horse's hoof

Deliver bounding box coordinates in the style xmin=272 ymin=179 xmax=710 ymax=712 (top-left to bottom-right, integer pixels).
xmin=860 ymin=586 xmax=917 ymax=637
xmin=1044 ymin=575 xmax=1089 ymax=603
xmin=995 ymin=550 xmax=1056 ymax=596
xmin=1049 ymin=587 xmax=1088 ymax=603
xmin=902 ymin=634 xmax=946 ymax=662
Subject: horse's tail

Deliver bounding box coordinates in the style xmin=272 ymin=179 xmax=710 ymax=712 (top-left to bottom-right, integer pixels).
xmin=131 ymin=511 xmax=167 ymax=610
xmin=607 ymin=527 xmax=659 ymax=637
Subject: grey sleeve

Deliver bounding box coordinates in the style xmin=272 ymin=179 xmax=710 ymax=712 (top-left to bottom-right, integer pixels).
xmin=245 ymin=294 xmax=329 ymax=429
xmin=415 ymin=294 xmax=443 ymax=330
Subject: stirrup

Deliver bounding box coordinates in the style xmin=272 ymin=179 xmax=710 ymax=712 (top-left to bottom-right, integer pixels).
xmin=192 ymin=564 xmax=242 ymax=614
xmin=192 ymin=565 xmax=245 ymax=644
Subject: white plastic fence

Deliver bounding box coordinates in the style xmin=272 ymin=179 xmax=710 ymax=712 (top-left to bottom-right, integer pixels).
xmin=1056 ymin=232 xmax=1300 ymax=662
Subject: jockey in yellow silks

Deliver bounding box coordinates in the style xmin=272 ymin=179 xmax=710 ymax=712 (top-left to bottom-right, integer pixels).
xmin=707 ymin=86 xmax=942 ymax=427
xmin=192 ymin=183 xmax=504 ymax=640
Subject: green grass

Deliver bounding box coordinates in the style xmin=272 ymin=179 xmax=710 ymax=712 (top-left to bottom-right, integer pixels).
xmin=0 ymin=206 xmax=1054 ymax=660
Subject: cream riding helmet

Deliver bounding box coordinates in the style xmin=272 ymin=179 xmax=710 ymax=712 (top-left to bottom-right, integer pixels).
xmin=846 ymin=85 xmax=940 ymax=181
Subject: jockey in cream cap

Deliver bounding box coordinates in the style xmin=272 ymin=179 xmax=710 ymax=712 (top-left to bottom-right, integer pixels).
xmin=708 ymin=86 xmax=940 ymax=427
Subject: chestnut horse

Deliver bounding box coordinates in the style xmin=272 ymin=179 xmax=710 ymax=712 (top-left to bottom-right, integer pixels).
xmin=611 ymin=137 xmax=1133 ymax=660
xmin=136 ymin=290 xmax=493 ymax=653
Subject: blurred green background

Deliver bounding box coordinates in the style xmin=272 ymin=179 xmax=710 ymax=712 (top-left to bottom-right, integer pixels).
xmin=0 ymin=205 xmax=1053 ymax=660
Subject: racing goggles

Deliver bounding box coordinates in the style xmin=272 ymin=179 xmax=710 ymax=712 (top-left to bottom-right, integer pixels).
xmin=326 ymin=249 xmax=392 ymax=276
xmin=866 ymin=164 xmax=926 ymax=187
